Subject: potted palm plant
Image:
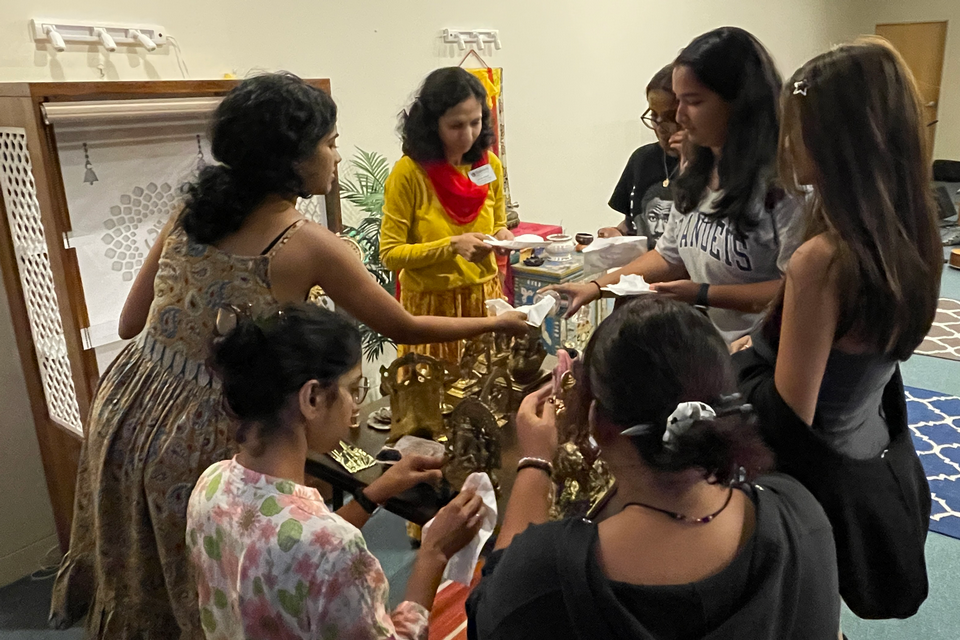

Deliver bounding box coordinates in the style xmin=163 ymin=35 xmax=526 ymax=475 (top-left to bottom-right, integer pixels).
xmin=339 ymin=148 xmax=396 ymax=362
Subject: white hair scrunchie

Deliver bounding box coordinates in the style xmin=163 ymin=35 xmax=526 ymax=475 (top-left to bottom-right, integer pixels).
xmin=619 ymin=401 xmax=717 ymax=449
xmin=662 ymin=401 xmax=716 ymax=449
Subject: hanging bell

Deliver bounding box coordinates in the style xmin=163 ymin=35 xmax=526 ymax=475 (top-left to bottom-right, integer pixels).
xmin=83 ymin=163 xmax=98 ymax=185
xmin=195 ymin=134 xmax=206 ymax=173
xmin=82 ymin=143 xmax=98 ymax=185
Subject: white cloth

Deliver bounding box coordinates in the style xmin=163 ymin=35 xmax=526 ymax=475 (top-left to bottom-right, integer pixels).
xmin=655 ymin=190 xmax=803 ymax=343
xmin=602 ymin=274 xmax=653 ymax=296
xmin=422 ymin=472 xmax=497 ymax=585
xmin=582 ymin=235 xmax=648 ymax=273
xmin=483 ymin=234 xmax=550 ymax=250
xmin=485 ymin=296 xmax=556 ymax=327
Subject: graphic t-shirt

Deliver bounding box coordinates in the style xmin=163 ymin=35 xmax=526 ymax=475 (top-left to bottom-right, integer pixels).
xmin=656 ymin=189 xmax=803 ymax=343
xmin=608 ymin=143 xmax=679 ymax=249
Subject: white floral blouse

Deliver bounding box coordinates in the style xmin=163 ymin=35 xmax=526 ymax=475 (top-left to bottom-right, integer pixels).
xmin=187 ymin=458 xmax=428 ymax=640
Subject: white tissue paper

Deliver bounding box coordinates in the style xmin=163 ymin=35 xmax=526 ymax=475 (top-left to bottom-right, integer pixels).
xmin=582 ymin=235 xmax=648 ymax=272
xmin=421 ymin=472 xmax=498 ymax=585
xmin=485 ymin=297 xmax=556 ymax=327
xmin=483 ymin=234 xmax=551 ymax=250
xmin=603 ymin=274 xmax=653 ymax=296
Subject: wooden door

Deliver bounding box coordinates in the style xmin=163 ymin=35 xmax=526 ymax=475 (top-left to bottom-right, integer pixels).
xmin=876 ymin=21 xmax=948 ymax=159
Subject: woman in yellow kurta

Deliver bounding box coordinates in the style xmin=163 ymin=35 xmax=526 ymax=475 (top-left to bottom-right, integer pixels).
xmin=381 ymin=67 xmax=513 ymax=364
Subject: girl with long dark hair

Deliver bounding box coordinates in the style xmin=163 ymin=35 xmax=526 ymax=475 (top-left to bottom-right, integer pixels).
xmin=547 ymin=27 xmax=802 ymax=344
xmin=736 ymin=38 xmax=941 ymax=619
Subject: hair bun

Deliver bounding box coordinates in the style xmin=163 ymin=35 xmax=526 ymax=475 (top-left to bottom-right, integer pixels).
xmin=211 ymin=315 xmax=284 ymax=421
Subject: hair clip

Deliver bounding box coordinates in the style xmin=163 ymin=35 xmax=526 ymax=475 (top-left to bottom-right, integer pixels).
xmin=793 ymin=80 xmax=809 ymax=97
xmin=620 ymin=424 xmax=653 ymax=437
xmin=214 ymin=303 xmax=250 ymax=337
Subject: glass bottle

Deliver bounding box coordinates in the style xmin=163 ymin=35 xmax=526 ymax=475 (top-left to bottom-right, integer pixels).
xmin=533 ymin=290 xmax=570 ymax=317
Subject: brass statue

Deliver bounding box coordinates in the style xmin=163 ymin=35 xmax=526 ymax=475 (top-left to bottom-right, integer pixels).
xmin=479 ymin=366 xmax=513 ymax=424
xmin=379 ymin=352 xmax=445 ymax=442
xmin=549 ymin=362 xmax=616 ymax=520
xmin=508 ymin=325 xmax=547 ymax=385
xmin=444 ymin=398 xmax=502 ymax=492
xmin=448 ymin=337 xmax=486 ymax=398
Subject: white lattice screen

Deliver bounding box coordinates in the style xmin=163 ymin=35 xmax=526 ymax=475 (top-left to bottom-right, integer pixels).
xmin=0 ymin=128 xmax=83 ymax=435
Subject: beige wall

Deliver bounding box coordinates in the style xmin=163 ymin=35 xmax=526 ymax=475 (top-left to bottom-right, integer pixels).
xmin=850 ymin=0 xmax=959 ymax=161
xmin=0 ymin=274 xmax=58 ymax=587
xmin=1 ymin=0 xmax=859 ymax=232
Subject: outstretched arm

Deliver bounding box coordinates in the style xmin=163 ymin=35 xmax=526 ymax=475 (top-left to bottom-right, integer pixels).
xmin=295 ymin=223 xmax=527 ymax=343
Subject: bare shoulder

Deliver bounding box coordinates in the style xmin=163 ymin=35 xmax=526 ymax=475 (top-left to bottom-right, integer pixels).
xmin=268 ymin=220 xmax=359 ymax=300
xmin=787 ymin=233 xmax=838 ymax=285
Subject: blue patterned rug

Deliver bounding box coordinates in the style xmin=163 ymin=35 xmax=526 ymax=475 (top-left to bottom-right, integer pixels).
xmin=907 ymin=386 xmax=960 ymax=540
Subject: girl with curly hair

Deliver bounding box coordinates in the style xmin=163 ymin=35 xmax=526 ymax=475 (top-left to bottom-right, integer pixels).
xmin=380 ymin=67 xmax=515 ymax=365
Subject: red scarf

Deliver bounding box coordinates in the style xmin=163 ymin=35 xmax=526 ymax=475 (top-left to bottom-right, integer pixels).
xmin=421 ymin=153 xmax=491 ymax=225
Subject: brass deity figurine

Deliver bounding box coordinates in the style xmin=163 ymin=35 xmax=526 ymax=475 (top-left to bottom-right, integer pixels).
xmin=444 ymin=398 xmax=502 ymax=491
xmin=549 ymin=366 xmax=616 ymax=520
xmin=379 ymin=352 xmax=445 ymax=442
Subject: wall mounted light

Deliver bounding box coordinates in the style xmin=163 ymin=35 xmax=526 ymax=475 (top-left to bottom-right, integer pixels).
xmin=93 ymin=28 xmax=117 ymax=52
xmin=42 ymin=25 xmax=66 ymax=52
xmin=129 ymin=29 xmax=157 ymax=52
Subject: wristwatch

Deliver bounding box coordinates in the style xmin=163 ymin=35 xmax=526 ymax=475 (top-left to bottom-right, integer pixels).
xmin=352 ymin=488 xmax=380 ymax=515
xmin=695 ymin=283 xmax=710 ymax=308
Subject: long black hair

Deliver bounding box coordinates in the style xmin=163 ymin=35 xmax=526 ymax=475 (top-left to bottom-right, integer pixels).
xmin=583 ymin=297 xmax=771 ymax=484
xmin=212 ymin=304 xmax=361 ymax=444
xmin=181 ymin=73 xmax=337 ymax=245
xmin=770 ymin=38 xmax=942 ymax=359
xmin=672 ymin=27 xmax=783 ymax=237
xmin=399 ymin=67 xmax=494 ymax=164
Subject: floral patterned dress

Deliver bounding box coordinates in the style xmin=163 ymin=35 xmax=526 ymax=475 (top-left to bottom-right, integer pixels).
xmin=187 ymin=458 xmax=428 ymax=640
xmin=51 ymin=222 xmax=305 ymax=639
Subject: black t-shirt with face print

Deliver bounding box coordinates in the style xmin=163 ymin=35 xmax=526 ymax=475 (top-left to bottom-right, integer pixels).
xmin=608 ymin=143 xmax=679 ymax=250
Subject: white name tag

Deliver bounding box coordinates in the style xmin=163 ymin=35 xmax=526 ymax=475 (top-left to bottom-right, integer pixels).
xmin=468 ymin=164 xmax=496 ymax=186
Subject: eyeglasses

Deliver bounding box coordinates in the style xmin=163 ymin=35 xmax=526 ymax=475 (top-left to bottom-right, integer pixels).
xmin=641 ymin=108 xmax=679 ymax=132
xmin=351 ymin=376 xmax=370 ymax=405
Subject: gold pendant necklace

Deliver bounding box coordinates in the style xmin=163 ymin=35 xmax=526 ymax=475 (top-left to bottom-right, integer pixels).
xmin=662 ymin=152 xmax=676 ymax=188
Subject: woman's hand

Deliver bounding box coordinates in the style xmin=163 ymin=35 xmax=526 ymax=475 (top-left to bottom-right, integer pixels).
xmin=492 ymin=310 xmax=529 ymax=336
xmin=539 ymin=282 xmax=601 ymax=319
xmin=421 ymin=488 xmax=486 ymax=560
xmin=452 ymin=233 xmax=494 ymax=263
xmin=364 ymin=454 xmax=443 ymax=504
xmin=729 ymin=335 xmax=753 ymax=353
xmin=649 ymin=279 xmax=699 ymax=304
xmin=668 ymin=130 xmax=689 ymax=172
xmin=493 ymin=228 xmax=514 ymax=256
xmin=597 ymin=226 xmax=623 ymax=239
xmin=516 ymin=385 xmax=559 ymax=461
